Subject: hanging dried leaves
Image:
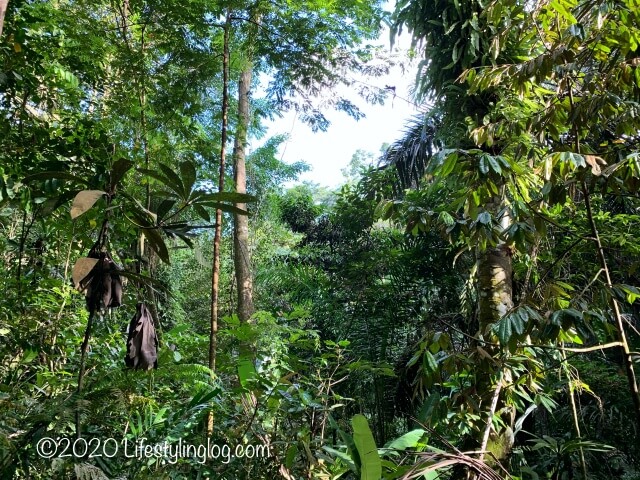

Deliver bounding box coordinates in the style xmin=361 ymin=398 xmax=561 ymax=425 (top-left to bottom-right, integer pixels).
xmin=125 ymin=303 xmax=158 ymax=370
xmin=76 ymin=247 xmax=124 ymax=312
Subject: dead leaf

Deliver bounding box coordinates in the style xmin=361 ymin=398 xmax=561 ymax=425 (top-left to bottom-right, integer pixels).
xmin=584 ymin=155 xmax=606 ymax=176
xmin=70 ymin=190 xmax=106 ymax=219
xmin=544 ymin=156 xmax=552 ymax=180
xmin=72 ymin=257 xmax=99 ymax=289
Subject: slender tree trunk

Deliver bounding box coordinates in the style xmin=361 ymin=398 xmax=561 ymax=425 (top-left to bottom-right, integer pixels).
xmin=582 ymin=183 xmax=640 ymax=431
xmin=76 ymin=310 xmax=96 ymax=438
xmin=207 ymin=12 xmax=231 ymax=436
xmin=232 ymin=10 xmax=261 ymax=323
xmin=0 ymin=0 xmax=8 ymax=40
xmin=561 ymin=347 xmax=588 ymax=480
xmin=232 ymin=64 xmax=254 ymax=323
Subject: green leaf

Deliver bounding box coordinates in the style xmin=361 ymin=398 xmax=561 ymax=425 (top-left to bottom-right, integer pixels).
xmin=238 ymin=356 xmax=257 ymax=387
xmin=351 ymin=414 xmax=382 ymax=480
xmin=438 ymin=211 xmax=455 ymax=226
xmin=197 ymin=202 xmax=250 ymax=216
xmin=479 ymin=155 xmax=489 ymax=174
xmin=194 ymin=204 xmax=210 ymax=222
xmin=138 ymin=166 xmax=186 ymax=200
xmin=285 ymin=445 xmax=299 ymax=470
xmin=23 ymin=171 xmax=89 ymax=185
xmin=180 ymin=161 xmax=197 ymax=196
xmin=383 ymin=429 xmax=426 ymax=452
xmin=493 ymin=311 xmax=526 ymax=345
xmin=143 ymin=227 xmax=170 ymax=264
xmin=159 ymin=164 xmax=186 ymax=198
xmin=156 ymin=199 xmax=177 ymax=220
xmin=549 ymin=0 xmax=577 ymax=23
xmin=423 ymin=351 xmax=438 ymax=372
xmin=550 ymin=308 xmax=582 ymax=329
xmin=323 ymin=446 xmax=357 ymax=472
xmin=440 ymin=152 xmax=458 ymax=176
xmin=110 ymin=158 xmax=134 ymax=190
xmin=194 ymin=191 xmax=256 ymax=204
xmin=487 ymin=155 xmax=502 ymax=174
xmin=418 ymin=393 xmax=441 ymax=423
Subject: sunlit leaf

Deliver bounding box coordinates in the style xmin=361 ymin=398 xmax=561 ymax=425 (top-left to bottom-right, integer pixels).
xmin=351 ymin=414 xmax=381 ymax=480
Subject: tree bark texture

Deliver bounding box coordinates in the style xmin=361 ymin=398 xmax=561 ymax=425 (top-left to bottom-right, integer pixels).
xmin=0 ymin=0 xmax=8 ymax=40
xmin=477 ymin=244 xmax=513 ymax=334
xmin=232 ymin=49 xmax=255 ymax=323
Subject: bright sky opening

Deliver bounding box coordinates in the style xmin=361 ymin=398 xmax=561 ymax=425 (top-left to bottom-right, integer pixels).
xmin=264 ymin=24 xmax=421 ymax=188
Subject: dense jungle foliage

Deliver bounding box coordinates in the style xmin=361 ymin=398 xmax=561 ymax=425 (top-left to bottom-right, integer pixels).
xmin=1 ymin=0 xmax=640 ymax=478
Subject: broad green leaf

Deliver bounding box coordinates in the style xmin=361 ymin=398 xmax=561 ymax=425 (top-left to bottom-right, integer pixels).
xmin=323 ymin=446 xmax=357 ymax=472
xmin=549 ymin=0 xmax=577 ymax=23
xmin=383 ymin=429 xmax=426 ymax=452
xmin=439 ymin=211 xmax=455 ymax=226
xmin=159 ymin=164 xmax=186 ymax=198
xmin=156 ymin=199 xmax=177 ymax=220
xmin=137 ymin=168 xmax=171 ymax=188
xmin=194 ymin=191 xmax=256 ymax=204
xmin=285 ymin=445 xmax=299 ymax=470
xmin=180 ymin=161 xmax=197 ymax=196
xmin=494 ymin=312 xmax=525 ymax=345
xmin=479 ymin=155 xmax=489 ymax=174
xmin=487 ymin=155 xmax=502 ymax=174
xmin=198 ymin=202 xmax=250 ymax=216
xmin=351 ymin=414 xmax=382 ymax=480
xmin=440 ymin=152 xmax=458 ymax=176
xmin=550 ymin=308 xmax=582 ymax=329
xmin=238 ymin=356 xmax=257 ymax=387
xmin=423 ymin=351 xmax=438 ymax=372
xmin=194 ymin=204 xmax=210 ymax=222
xmin=143 ymin=227 xmax=170 ymax=264
xmin=110 ymin=158 xmax=134 ymax=189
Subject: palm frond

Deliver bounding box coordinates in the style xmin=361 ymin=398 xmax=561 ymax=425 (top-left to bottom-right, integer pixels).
xmin=402 ymin=449 xmax=509 ymax=480
xmin=379 ymin=112 xmax=441 ymax=191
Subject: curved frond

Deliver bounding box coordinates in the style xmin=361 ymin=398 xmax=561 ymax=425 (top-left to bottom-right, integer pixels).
xmin=379 ymin=113 xmax=441 ymax=190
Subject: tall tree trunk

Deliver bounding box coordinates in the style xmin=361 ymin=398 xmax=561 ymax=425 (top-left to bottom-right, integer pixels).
xmin=474 ymin=196 xmax=514 ymax=471
xmin=477 ymin=245 xmax=513 ymax=334
xmin=477 ymin=195 xmax=513 ymax=334
xmin=207 ymin=12 xmax=231 ymax=436
xmin=232 ymin=64 xmax=254 ymax=323
xmin=0 ymin=0 xmax=8 ymax=40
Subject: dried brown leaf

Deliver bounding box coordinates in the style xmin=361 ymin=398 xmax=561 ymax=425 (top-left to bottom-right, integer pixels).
xmin=71 ymin=257 xmax=99 ymax=289
xmin=70 ymin=190 xmax=106 ymax=219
